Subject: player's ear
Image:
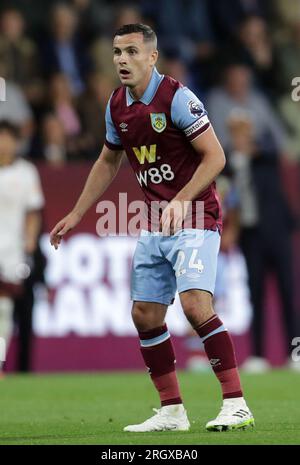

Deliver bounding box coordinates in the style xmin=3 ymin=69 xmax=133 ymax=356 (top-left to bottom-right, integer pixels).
xmin=150 ymin=49 xmax=158 ymax=66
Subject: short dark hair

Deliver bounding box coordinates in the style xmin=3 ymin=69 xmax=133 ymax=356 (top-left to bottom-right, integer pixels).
xmin=0 ymin=120 xmax=20 ymax=139
xmin=114 ymin=23 xmax=157 ymax=46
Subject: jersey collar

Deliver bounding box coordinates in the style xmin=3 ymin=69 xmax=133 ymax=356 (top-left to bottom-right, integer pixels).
xmin=126 ymin=67 xmax=164 ymax=106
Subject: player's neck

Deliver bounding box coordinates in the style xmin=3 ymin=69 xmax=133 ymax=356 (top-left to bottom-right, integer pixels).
xmin=128 ymin=70 xmax=153 ymax=101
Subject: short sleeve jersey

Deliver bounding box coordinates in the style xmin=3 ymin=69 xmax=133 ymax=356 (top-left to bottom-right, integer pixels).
xmin=104 ymin=68 xmax=222 ymax=232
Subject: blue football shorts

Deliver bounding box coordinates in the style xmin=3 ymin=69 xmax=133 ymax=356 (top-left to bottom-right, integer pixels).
xmin=131 ymin=228 xmax=221 ymax=305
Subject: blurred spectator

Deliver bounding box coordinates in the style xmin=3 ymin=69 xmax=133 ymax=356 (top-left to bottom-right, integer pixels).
xmin=0 ymin=121 xmax=44 ymax=375
xmin=42 ymin=2 xmax=91 ymax=96
xmin=207 ymin=63 xmax=289 ymax=156
xmin=227 ymin=113 xmax=298 ymax=371
xmin=0 ymin=1 xmax=56 ymax=37
xmin=214 ymin=176 xmax=253 ymax=340
xmin=159 ymin=56 xmax=204 ymax=99
xmin=217 ymin=176 xmax=240 ymax=253
xmin=208 ymin=0 xmax=273 ymax=42
xmin=218 ymin=15 xmax=279 ymax=97
xmin=43 ymin=73 xmax=91 ymax=162
xmin=142 ymin=0 xmax=215 ymax=65
xmin=0 ymin=8 xmax=44 ymax=107
xmin=14 ymin=238 xmax=46 ymax=372
xmin=40 ymin=113 xmax=67 ymax=165
xmin=78 ymin=72 xmax=114 ymax=158
xmin=276 ymin=20 xmax=300 ymax=94
xmin=0 ymin=81 xmax=34 ymax=151
xmin=114 ymin=4 xmax=143 ymax=30
xmin=71 ymin=0 xmax=107 ymax=44
xmin=274 ymin=0 xmax=300 ymax=34
xmin=90 ymin=4 xmax=143 ymax=86
xmin=48 ymin=73 xmax=81 ymax=139
xmin=278 ymin=93 xmax=300 ymax=162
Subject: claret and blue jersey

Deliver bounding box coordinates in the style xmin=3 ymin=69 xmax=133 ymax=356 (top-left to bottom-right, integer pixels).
xmin=104 ymin=67 xmax=222 ymax=233
xmin=104 ymin=66 xmax=222 ymax=302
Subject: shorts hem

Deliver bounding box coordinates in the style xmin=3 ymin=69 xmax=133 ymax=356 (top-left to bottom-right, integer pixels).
xmin=131 ymin=294 xmax=175 ymax=306
xmin=177 ymin=285 xmax=214 ymax=297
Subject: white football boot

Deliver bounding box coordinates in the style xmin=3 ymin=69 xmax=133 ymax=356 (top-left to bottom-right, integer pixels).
xmin=206 ymin=397 xmax=255 ymax=432
xmin=124 ymin=404 xmax=190 ymax=432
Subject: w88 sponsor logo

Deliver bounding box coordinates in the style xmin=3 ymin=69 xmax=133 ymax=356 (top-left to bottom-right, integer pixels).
xmin=136 ymin=164 xmax=174 ymax=187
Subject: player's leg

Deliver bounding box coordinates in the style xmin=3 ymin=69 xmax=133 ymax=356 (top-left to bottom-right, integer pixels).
xmin=180 ymin=289 xmax=254 ymax=430
xmin=131 ymin=300 xmax=184 ymax=408
xmin=166 ymin=229 xmax=254 ymax=431
xmin=124 ymin=233 xmax=190 ymax=432
xmin=124 ymin=300 xmax=189 ymax=432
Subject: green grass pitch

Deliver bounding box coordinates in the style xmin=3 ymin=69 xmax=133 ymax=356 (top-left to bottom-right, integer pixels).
xmin=0 ymin=370 xmax=299 ymax=445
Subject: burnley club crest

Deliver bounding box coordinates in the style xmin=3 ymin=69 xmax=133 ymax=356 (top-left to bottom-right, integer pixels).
xmin=150 ymin=113 xmax=166 ymax=133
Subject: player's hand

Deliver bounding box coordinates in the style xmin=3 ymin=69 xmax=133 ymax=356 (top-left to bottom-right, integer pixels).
xmin=160 ymin=199 xmax=190 ymax=236
xmin=50 ymin=211 xmax=82 ymax=249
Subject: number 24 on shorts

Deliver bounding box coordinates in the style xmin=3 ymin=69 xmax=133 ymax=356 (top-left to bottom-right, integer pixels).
xmin=174 ymin=248 xmax=204 ymax=277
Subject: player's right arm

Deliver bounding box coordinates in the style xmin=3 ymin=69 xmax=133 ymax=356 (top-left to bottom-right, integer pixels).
xmin=50 ymin=145 xmax=124 ymax=249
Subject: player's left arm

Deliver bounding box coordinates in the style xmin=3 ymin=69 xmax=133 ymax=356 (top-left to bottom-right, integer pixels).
xmin=175 ymin=126 xmax=225 ymax=202
xmin=161 ymin=88 xmax=225 ymax=234
xmin=161 ymin=127 xmax=225 ymax=234
xmin=170 ymin=86 xmax=225 ymax=201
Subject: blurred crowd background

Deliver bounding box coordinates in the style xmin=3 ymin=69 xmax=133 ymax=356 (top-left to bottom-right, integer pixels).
xmin=0 ymin=0 xmax=300 ymax=163
xmin=0 ymin=0 xmax=300 ymax=373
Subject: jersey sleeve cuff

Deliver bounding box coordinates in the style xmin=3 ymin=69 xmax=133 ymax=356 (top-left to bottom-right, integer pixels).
xmin=104 ymin=139 xmax=123 ymax=150
xmin=184 ymin=115 xmax=210 ymax=142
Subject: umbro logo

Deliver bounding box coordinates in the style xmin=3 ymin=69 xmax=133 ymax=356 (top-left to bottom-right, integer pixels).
xmin=120 ymin=122 xmax=128 ymax=132
xmin=209 ymin=358 xmax=221 ymax=367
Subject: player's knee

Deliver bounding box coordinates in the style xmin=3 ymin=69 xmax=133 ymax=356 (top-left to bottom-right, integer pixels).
xmin=180 ymin=290 xmax=214 ymax=325
xmin=131 ymin=302 xmax=149 ymax=327
xmin=182 ymin=301 xmax=201 ymax=324
xmin=131 ymin=301 xmax=166 ymax=331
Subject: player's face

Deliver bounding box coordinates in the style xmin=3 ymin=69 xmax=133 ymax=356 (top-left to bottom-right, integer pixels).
xmin=113 ymin=33 xmax=157 ymax=89
xmin=0 ymin=132 xmax=18 ymax=166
